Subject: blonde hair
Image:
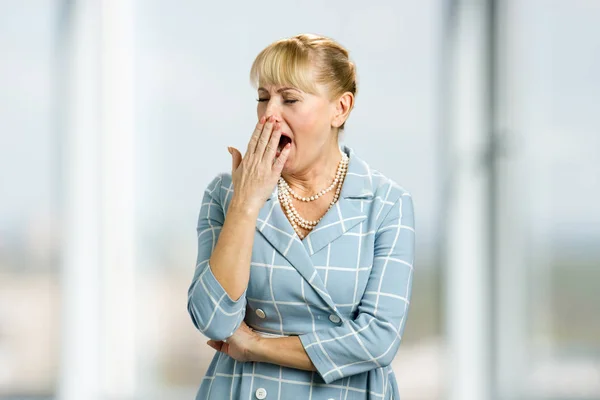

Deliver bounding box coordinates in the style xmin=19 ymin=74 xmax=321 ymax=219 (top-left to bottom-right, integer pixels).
xmin=250 ymin=33 xmax=357 ymax=130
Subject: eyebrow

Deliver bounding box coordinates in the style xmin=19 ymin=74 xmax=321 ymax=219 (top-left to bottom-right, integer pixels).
xmin=257 ymin=87 xmax=302 ymax=94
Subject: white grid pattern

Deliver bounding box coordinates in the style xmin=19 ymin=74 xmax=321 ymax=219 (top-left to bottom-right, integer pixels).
xmin=187 ymin=145 xmax=415 ymax=399
xmin=202 ymin=371 xmax=391 ymax=398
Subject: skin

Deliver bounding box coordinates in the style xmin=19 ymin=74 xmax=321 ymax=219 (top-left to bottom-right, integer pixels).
xmin=208 ymin=71 xmax=354 ymax=371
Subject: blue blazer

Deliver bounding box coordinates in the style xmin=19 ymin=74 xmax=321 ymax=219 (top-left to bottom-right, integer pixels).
xmin=188 ymin=145 xmax=415 ymax=399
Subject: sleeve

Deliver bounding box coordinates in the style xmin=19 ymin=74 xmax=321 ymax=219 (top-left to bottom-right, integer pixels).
xmin=187 ymin=173 xmax=248 ymax=341
xmin=298 ymin=192 xmax=415 ymax=384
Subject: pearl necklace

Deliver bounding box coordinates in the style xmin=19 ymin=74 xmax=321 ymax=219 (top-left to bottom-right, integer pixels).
xmin=279 ymin=153 xmax=349 ymax=202
xmin=277 ymin=153 xmax=349 ymax=240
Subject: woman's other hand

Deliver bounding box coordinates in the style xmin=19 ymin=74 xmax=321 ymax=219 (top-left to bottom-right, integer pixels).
xmin=206 ymin=321 xmax=262 ymax=363
xmin=228 ymin=115 xmax=291 ymax=213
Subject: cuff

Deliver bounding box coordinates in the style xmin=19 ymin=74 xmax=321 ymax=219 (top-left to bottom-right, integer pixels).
xmin=299 ymin=332 xmax=341 ymax=384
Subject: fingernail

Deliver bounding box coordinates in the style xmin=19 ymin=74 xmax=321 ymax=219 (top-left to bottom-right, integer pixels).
xmin=260 ymin=116 xmax=266 ymax=124
xmin=227 ymin=146 xmax=232 ymax=154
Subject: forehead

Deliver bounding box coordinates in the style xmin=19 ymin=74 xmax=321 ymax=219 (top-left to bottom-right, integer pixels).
xmin=257 ymin=85 xmax=302 ymax=93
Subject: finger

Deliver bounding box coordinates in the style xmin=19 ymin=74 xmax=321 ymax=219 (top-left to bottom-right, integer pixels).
xmin=263 ymin=121 xmax=282 ymax=162
xmin=230 ymin=147 xmax=242 ymax=174
xmin=246 ymin=115 xmax=267 ymax=155
xmin=207 ymin=340 xmax=223 ymax=351
xmin=272 ymin=142 xmax=291 ymax=172
xmin=254 ymin=115 xmax=275 ymax=156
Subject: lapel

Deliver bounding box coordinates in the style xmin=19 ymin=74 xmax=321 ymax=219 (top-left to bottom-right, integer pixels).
xmin=255 ymin=145 xmax=374 ymax=312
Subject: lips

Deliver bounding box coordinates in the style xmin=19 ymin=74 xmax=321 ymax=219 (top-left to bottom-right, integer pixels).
xmin=276 ymin=133 xmax=293 ymax=157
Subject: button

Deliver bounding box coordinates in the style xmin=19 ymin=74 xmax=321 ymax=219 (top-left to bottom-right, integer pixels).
xmin=255 ymin=308 xmax=266 ymax=319
xmin=329 ymin=314 xmax=341 ymax=324
xmin=255 ymin=387 xmax=267 ymax=399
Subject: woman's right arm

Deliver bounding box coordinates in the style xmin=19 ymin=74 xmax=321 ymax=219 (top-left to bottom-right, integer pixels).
xmin=186 ymin=174 xmax=256 ymax=341
xmin=207 ymin=195 xmax=260 ymax=302
xmin=187 ymin=115 xmax=291 ymax=341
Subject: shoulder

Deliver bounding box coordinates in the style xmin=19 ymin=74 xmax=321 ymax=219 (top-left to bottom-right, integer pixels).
xmin=203 ymin=172 xmax=234 ymax=203
xmin=346 ymin=147 xmax=414 ymax=230
xmin=370 ymin=168 xmax=412 ymax=206
xmin=347 ymin=146 xmax=412 ymax=207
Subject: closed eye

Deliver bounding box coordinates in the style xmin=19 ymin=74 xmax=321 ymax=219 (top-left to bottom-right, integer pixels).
xmin=256 ymin=98 xmax=298 ymax=104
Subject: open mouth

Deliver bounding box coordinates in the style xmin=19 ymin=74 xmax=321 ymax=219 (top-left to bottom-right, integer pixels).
xmin=276 ymin=134 xmax=293 ymax=157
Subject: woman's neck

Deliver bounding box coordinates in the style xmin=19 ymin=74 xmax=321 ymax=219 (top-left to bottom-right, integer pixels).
xmin=281 ymin=145 xmax=343 ymax=196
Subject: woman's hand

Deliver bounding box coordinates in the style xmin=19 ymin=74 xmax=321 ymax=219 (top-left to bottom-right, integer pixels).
xmin=206 ymin=321 xmax=262 ymax=363
xmin=228 ymin=115 xmax=291 ymax=213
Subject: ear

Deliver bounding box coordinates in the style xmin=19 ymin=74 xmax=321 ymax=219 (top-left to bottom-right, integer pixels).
xmin=331 ymin=92 xmax=354 ymax=129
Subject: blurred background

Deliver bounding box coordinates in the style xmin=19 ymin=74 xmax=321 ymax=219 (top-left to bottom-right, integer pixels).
xmin=1 ymin=0 xmax=599 ymax=399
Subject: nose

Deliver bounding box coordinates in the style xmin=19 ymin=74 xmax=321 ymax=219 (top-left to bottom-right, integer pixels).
xmin=264 ymin=100 xmax=281 ymax=122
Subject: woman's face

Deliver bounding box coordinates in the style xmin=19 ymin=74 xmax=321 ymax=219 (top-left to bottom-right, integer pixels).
xmin=256 ymin=81 xmax=336 ymax=169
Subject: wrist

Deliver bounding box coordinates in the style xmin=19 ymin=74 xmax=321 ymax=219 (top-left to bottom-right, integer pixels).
xmin=227 ymin=200 xmax=260 ymax=219
xmin=229 ymin=197 xmax=261 ymax=218
xmin=249 ymin=336 xmax=268 ymax=363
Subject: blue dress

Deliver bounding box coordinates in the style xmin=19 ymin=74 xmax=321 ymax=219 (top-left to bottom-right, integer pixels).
xmin=188 ymin=145 xmax=415 ymax=399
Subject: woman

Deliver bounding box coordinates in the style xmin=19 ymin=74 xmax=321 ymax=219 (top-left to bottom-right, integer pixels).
xmin=188 ymin=34 xmax=415 ymax=399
